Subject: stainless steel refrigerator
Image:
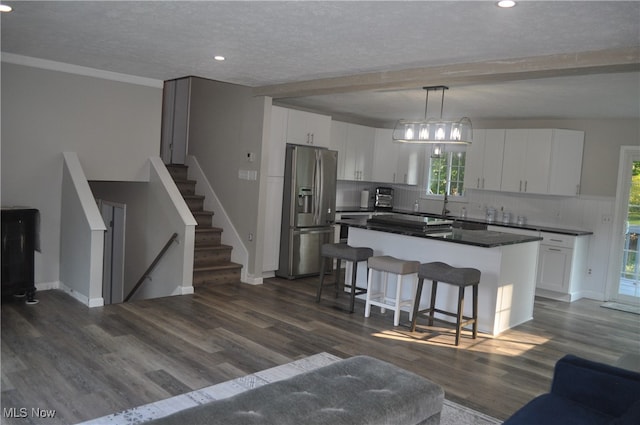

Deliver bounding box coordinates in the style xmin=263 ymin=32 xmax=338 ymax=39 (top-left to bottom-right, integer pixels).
xmin=277 ymin=144 xmax=337 ymax=279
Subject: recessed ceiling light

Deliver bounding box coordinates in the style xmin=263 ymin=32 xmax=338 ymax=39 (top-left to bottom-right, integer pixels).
xmin=497 ymin=0 xmax=516 ymax=8
xmin=214 ymin=56 xmax=226 ymax=61
xmin=0 ymin=4 xmax=13 ymax=12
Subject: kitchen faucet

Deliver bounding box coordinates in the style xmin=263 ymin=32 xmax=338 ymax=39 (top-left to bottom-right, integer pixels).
xmin=441 ymin=190 xmax=450 ymax=218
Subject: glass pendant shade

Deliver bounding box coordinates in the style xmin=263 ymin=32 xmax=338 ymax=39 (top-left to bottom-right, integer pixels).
xmin=392 ymin=117 xmax=473 ymax=144
xmin=392 ymin=86 xmax=473 ymax=144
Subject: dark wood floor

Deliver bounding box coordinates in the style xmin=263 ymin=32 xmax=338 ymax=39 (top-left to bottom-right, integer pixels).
xmin=2 ymin=276 xmax=639 ymax=424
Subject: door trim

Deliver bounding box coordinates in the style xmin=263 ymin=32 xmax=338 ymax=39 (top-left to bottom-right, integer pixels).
xmin=606 ymin=145 xmax=640 ymax=305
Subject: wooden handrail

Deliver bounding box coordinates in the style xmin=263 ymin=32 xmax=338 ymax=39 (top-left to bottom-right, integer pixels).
xmin=124 ymin=232 xmax=178 ymax=302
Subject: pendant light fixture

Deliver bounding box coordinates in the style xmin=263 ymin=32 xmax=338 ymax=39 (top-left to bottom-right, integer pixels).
xmin=392 ymin=86 xmax=473 ymax=145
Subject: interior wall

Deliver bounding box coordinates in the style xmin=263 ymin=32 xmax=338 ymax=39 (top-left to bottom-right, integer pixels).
xmin=1 ymin=61 xmax=163 ymax=286
xmin=185 ymin=77 xmax=267 ymax=278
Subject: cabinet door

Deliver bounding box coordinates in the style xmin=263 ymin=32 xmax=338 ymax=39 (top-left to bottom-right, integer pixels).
xmin=396 ymin=143 xmax=425 ymax=185
xmin=463 ymin=129 xmax=485 ymax=190
xmin=345 ymin=124 xmax=374 ymax=181
xmin=548 ymin=129 xmax=584 ymax=196
xmin=523 ymin=129 xmax=552 ymax=194
xmin=262 ymin=176 xmax=284 ymax=271
xmin=537 ymin=245 xmax=572 ymax=292
xmin=330 ymin=121 xmax=348 ymax=179
xmin=372 ymin=129 xmax=398 ymax=183
xmin=501 ymin=129 xmax=528 ymax=192
xmin=501 ymin=129 xmax=551 ymax=194
xmin=482 ymin=129 xmax=506 ymax=191
xmin=286 ymin=109 xmax=331 ymax=147
xmin=267 ymin=106 xmax=288 ymax=177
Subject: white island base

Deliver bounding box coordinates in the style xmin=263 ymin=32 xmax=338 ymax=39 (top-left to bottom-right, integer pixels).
xmin=348 ymin=227 xmax=540 ymax=336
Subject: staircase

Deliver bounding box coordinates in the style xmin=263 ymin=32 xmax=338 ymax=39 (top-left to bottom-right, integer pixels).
xmin=166 ymin=164 xmax=242 ymax=286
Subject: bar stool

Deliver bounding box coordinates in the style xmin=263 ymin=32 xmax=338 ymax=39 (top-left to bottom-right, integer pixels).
xmin=316 ymin=243 xmax=374 ymax=313
xmin=410 ymin=261 xmax=481 ymax=346
xmin=365 ymin=256 xmax=420 ymax=326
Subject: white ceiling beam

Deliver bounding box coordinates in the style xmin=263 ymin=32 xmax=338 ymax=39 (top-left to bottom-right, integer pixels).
xmin=254 ymin=47 xmax=640 ymax=99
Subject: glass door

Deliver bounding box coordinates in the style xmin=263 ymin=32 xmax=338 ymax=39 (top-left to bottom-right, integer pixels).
xmin=610 ymin=147 xmax=640 ymax=305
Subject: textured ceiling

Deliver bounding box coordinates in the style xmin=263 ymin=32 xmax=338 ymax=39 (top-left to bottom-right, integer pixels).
xmin=1 ymin=1 xmax=639 ymax=122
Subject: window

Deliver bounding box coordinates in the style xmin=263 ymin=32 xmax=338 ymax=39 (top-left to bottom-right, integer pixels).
xmin=426 ymin=150 xmax=466 ymax=197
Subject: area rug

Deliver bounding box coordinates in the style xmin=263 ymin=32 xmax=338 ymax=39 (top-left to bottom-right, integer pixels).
xmin=78 ymin=352 xmax=501 ymax=425
xmin=601 ymin=301 xmax=640 ymax=315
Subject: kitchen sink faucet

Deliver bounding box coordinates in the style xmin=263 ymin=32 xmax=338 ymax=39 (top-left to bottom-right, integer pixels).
xmin=441 ymin=190 xmax=450 ymax=218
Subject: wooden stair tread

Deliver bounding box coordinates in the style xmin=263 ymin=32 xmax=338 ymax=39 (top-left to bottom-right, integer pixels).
xmin=195 ymin=226 xmax=223 ymax=233
xmin=194 ymin=244 xmax=232 ymax=252
xmin=183 ymin=194 xmax=205 ymax=200
xmin=192 ymin=210 xmax=214 ymax=216
xmin=193 ymin=262 xmax=242 ymax=272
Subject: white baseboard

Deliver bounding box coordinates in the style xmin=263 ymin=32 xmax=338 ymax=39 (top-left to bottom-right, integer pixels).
xmin=35 ymin=281 xmax=61 ymax=291
xmin=242 ymin=275 xmax=264 ymax=285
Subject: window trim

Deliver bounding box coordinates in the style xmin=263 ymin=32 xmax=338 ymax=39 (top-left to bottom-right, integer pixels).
xmin=422 ymin=148 xmax=469 ymax=200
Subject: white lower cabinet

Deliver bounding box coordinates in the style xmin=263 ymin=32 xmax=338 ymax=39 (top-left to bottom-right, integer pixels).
xmin=536 ymin=232 xmax=589 ymax=301
xmin=537 ymin=244 xmax=573 ymax=293
xmin=489 ymin=226 xmax=589 ymax=302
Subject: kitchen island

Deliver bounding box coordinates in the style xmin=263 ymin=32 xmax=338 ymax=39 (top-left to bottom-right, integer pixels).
xmin=342 ymin=215 xmax=542 ymax=336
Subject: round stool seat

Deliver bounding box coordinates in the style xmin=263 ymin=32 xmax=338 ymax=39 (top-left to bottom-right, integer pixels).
xmin=368 ymin=256 xmax=420 ymax=275
xmin=418 ymin=262 xmax=480 ymax=286
xmin=322 ymin=243 xmax=373 ymax=263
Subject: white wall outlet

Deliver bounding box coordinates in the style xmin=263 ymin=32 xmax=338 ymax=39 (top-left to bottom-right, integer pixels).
xmin=601 ymin=214 xmax=613 ymax=224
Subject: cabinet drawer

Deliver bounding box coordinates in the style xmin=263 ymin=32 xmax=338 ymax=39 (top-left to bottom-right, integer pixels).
xmin=540 ymin=232 xmax=575 ymax=248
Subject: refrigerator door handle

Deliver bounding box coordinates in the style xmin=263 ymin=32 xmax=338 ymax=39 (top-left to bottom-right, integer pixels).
xmin=318 ymin=151 xmax=324 ymax=223
xmin=313 ymin=150 xmax=321 ymax=224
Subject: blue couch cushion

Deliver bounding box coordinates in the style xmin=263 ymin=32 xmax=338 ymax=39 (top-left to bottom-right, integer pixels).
xmin=609 ymin=400 xmax=640 ymax=425
xmin=503 ymin=393 xmax=614 ymax=425
xmin=552 ymin=355 xmax=640 ymax=417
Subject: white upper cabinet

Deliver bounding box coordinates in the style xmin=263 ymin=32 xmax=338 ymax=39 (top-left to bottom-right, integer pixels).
xmin=500 ymin=129 xmax=583 ymax=196
xmin=463 ymin=129 xmax=505 ymax=191
xmin=330 ymin=121 xmax=374 ymax=181
xmin=463 ymin=129 xmax=485 ymax=190
xmin=344 ymin=123 xmax=375 ymax=181
xmin=268 ymin=106 xmax=333 ymax=176
xmin=396 ymin=143 xmax=424 ymax=185
xmin=501 ymin=129 xmax=553 ymax=194
xmin=372 ymin=128 xmax=398 ymax=183
xmin=548 ymin=129 xmax=584 ymax=196
xmin=286 ymin=108 xmax=331 ymax=148
xmin=330 ymin=121 xmax=348 ymax=179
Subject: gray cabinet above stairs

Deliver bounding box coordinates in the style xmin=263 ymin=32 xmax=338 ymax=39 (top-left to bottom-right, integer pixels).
xmin=166 ymin=164 xmax=242 ymax=286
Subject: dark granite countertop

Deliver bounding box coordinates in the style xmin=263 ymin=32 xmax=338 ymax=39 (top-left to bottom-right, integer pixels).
xmin=338 ymin=214 xmax=543 ymax=248
xmin=336 ymin=208 xmax=593 ymax=237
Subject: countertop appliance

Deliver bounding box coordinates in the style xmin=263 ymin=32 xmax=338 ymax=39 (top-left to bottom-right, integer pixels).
xmin=374 ymin=187 xmax=394 ymax=210
xmin=366 ymin=213 xmax=453 ymax=233
xmin=277 ymin=144 xmax=337 ymax=279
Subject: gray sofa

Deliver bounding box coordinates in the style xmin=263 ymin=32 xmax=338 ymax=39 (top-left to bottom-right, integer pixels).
xmin=145 ymin=355 xmax=444 ymax=425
